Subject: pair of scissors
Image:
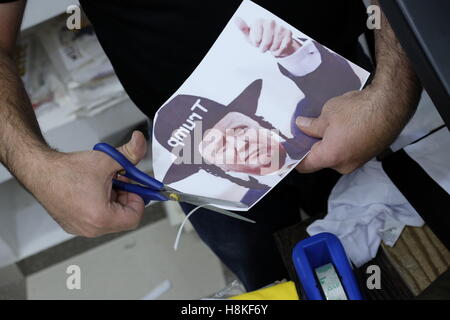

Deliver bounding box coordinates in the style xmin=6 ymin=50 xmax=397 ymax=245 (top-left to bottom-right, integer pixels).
xmin=93 ymin=143 xmax=255 ymax=224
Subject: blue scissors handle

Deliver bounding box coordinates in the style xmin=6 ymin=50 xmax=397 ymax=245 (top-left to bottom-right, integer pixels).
xmin=94 ymin=143 xmax=164 ymax=191
xmin=112 ymin=179 xmax=169 ymax=204
xmin=93 ymin=143 xmax=168 ymax=204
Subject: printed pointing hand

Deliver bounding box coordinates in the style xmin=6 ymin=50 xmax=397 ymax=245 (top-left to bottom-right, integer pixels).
xmin=235 ymin=17 xmax=301 ymax=58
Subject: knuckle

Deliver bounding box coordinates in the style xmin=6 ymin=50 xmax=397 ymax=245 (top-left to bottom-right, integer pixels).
xmin=110 ymin=218 xmax=140 ymax=234
xmin=121 ymin=145 xmax=134 ymax=161
xmin=127 ymin=220 xmax=140 ymax=231
xmin=323 ymin=100 xmax=335 ymax=110
xmin=321 ymin=104 xmax=335 ymax=117
xmin=81 ymin=229 xmax=101 ymax=238
xmin=336 ymin=167 xmax=350 ymax=175
xmin=126 ymin=214 xmax=143 ymax=230
xmin=86 ymin=210 xmax=108 ymax=229
xmin=337 ymin=167 xmax=353 ymax=175
xmin=326 ymin=151 xmax=342 ymax=167
xmin=62 ymin=226 xmax=77 ymax=236
xmin=336 ymin=162 xmax=360 ymax=175
xmin=252 ymin=35 xmax=261 ymax=45
xmin=342 ymin=90 xmax=358 ymax=98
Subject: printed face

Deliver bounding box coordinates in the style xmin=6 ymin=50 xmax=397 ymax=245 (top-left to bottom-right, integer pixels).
xmin=199 ymin=112 xmax=287 ymax=175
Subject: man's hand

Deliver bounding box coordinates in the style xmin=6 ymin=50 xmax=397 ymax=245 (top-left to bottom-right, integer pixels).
xmin=296 ymin=2 xmax=421 ymax=174
xmin=25 ymin=131 xmax=147 ymax=238
xmin=0 ymin=3 xmax=147 ymax=239
xmin=296 ymin=86 xmax=414 ymax=174
xmin=235 ymin=17 xmax=301 ymax=58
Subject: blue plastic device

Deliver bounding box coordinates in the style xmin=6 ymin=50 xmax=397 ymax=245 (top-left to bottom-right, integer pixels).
xmin=93 ymin=142 xmax=168 ymax=204
xmin=292 ymin=233 xmax=363 ymax=300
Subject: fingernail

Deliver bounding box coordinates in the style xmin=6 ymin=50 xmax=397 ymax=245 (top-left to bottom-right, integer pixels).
xmin=296 ymin=117 xmax=312 ymax=127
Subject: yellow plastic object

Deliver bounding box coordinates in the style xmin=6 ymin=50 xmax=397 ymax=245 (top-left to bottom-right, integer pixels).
xmin=231 ymin=281 xmax=299 ymax=300
xmin=168 ymin=193 xmax=180 ymax=201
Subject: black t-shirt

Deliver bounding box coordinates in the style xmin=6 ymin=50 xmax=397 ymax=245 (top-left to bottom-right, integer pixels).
xmin=78 ymin=0 xmax=367 ymax=118
xmin=3 ymin=0 xmax=367 ymax=118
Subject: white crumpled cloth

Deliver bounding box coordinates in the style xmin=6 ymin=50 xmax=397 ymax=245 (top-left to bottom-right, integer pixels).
xmin=307 ymin=160 xmax=424 ymax=267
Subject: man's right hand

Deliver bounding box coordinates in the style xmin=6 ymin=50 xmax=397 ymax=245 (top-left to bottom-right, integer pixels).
xmin=26 ymin=131 xmax=147 ymax=238
xmin=1 ymin=1 xmax=147 ymax=238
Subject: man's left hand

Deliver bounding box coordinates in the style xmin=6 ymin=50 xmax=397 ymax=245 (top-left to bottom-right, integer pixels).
xmin=295 ymin=85 xmax=416 ymax=174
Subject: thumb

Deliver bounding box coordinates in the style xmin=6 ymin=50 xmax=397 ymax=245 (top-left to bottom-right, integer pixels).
xmin=117 ymin=130 xmax=147 ymax=165
xmin=104 ymin=131 xmax=147 ymax=174
xmin=296 ymin=116 xmax=327 ymax=138
xmin=296 ymin=141 xmax=327 ymax=173
xmin=235 ymin=17 xmax=250 ymax=37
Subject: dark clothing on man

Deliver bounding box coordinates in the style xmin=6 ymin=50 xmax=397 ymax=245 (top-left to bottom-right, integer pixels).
xmin=79 ymin=0 xmax=370 ymax=292
xmin=79 ymin=0 xmax=368 ymax=117
xmin=0 ymin=0 xmax=370 ymax=291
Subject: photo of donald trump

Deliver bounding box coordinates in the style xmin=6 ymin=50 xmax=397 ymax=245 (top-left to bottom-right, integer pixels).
xmin=152 ymin=17 xmax=367 ymax=208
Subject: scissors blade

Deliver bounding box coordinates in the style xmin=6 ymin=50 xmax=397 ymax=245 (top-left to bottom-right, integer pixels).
xmin=163 ymin=188 xmax=249 ymax=209
xmin=202 ymin=205 xmax=256 ymax=224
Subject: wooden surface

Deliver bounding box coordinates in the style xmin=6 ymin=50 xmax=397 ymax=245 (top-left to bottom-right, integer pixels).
xmin=382 ymin=225 xmax=450 ymax=296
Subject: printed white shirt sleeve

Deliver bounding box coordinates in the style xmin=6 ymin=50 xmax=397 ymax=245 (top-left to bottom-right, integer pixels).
xmin=276 ymin=39 xmax=322 ymax=77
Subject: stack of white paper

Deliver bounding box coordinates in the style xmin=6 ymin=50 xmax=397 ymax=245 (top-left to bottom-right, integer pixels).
xmin=18 ymin=15 xmax=126 ymax=132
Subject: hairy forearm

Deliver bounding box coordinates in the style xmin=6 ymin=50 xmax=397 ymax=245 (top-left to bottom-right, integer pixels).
xmin=0 ymin=48 xmax=54 ymax=187
xmin=370 ymin=1 xmax=422 ymax=130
